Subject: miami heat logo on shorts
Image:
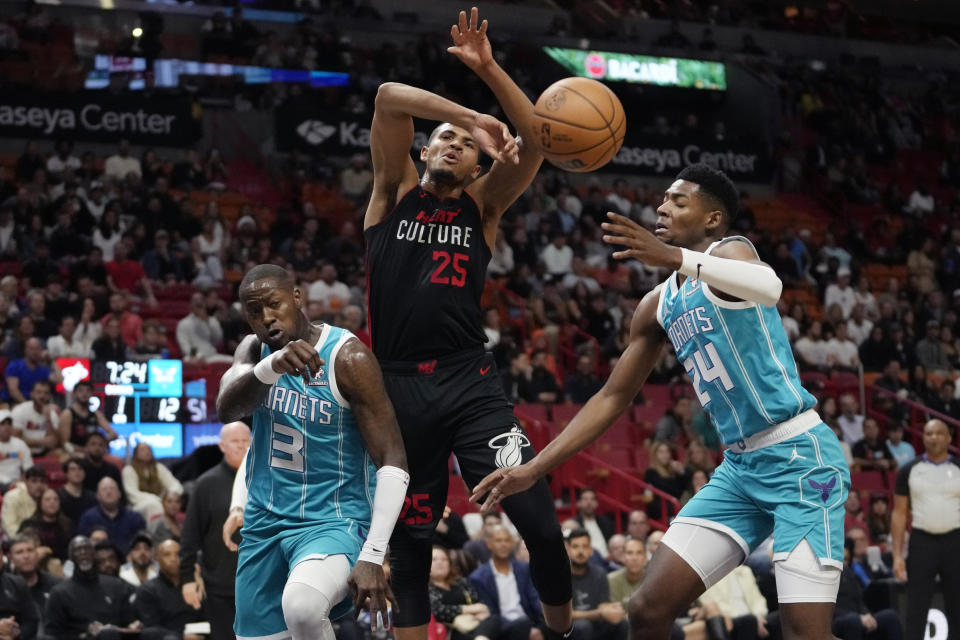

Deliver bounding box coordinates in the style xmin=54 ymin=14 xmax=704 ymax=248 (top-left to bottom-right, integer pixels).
xmin=488 ymin=425 xmax=531 ymax=468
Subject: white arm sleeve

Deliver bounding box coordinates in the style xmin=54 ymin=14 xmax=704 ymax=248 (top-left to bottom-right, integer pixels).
xmin=357 ymin=466 xmax=410 ymax=565
xmin=679 ymin=247 xmax=783 ymax=307
xmin=229 ymin=450 xmax=249 ymax=512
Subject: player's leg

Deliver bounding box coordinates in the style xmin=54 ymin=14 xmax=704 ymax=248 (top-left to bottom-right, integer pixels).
xmin=767 ymin=425 xmax=850 ymax=640
xmin=453 ymin=418 xmax=572 ymax=635
xmin=630 ymin=522 xmax=746 ymax=640
xmin=234 ymin=535 xmax=290 ymax=640
xmin=280 ymin=555 xmax=352 ymax=640
xmin=389 ymin=526 xmax=433 ymax=640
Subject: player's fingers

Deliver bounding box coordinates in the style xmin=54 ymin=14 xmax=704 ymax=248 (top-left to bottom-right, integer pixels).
xmin=611 ymin=250 xmax=640 ymax=261
xmin=459 ymin=10 xmax=468 ymax=34
xmin=469 ymin=471 xmax=501 ymax=501
xmin=385 ymin=583 xmax=400 ymax=614
xmin=600 ymin=222 xmax=639 ymax=237
xmin=479 ymin=18 xmax=488 ymax=37
xmin=602 ymin=234 xmax=639 ymax=247
xmin=369 ymin=592 xmax=388 ymax=630
xmin=606 ymin=211 xmax=637 ymax=226
xmin=469 ymin=6 xmax=479 ymax=30
xmin=449 ymin=24 xmax=460 ymax=42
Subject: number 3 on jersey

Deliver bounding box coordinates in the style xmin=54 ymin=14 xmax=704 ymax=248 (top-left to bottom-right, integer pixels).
xmin=431 ymin=250 xmax=468 ymax=287
xmin=270 ymin=422 xmax=304 ymax=472
xmin=683 ymin=343 xmax=734 ymax=406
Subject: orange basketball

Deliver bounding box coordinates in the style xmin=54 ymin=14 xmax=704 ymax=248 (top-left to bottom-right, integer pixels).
xmin=532 ymin=77 xmax=626 ymax=173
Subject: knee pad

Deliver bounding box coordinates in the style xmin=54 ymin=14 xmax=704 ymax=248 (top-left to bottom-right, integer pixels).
xmin=774 ymin=539 xmax=840 ymax=604
xmin=282 ymin=581 xmax=332 ymax=631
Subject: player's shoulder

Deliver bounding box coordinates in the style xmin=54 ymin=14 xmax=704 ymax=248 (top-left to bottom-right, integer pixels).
xmin=710 ymin=235 xmax=760 ymax=260
xmin=233 ymin=334 xmax=262 ymax=363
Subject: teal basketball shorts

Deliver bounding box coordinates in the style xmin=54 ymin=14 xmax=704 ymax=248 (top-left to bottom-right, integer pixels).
xmin=234 ymin=518 xmax=364 ymax=640
xmin=674 ymin=421 xmax=851 ymax=569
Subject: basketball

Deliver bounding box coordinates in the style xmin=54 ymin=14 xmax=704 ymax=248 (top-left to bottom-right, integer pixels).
xmin=532 ymin=77 xmax=626 ymax=173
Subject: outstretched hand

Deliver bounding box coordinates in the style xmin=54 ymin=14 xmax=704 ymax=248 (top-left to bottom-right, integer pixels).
xmin=469 ymin=462 xmax=538 ymax=512
xmin=602 ymin=212 xmax=683 ymax=269
xmin=470 ymin=113 xmax=520 ymax=165
xmin=448 ymin=7 xmax=493 ymax=71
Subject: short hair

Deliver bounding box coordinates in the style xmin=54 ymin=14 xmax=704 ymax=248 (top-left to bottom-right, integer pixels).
xmin=564 ymin=527 xmax=590 ymax=543
xmin=239 ymin=264 xmax=294 ymax=294
xmin=31 ymin=380 xmax=51 ymax=391
xmin=84 ymin=432 xmax=107 ymax=445
xmin=676 ymin=163 xmax=739 ymax=229
xmin=482 ymin=511 xmax=502 ymax=523
xmin=25 ymin=466 xmax=47 ymax=481
xmin=74 ymin=380 xmax=93 ymax=391
xmin=576 ymin=487 xmax=597 ymax=500
xmin=94 ymin=540 xmax=122 ymax=560
xmin=9 ymin=533 xmax=37 ymax=549
xmin=63 ymin=456 xmax=85 ymax=473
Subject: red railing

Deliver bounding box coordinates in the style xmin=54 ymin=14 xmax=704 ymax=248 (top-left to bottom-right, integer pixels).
xmin=865 ymin=384 xmax=960 ymax=455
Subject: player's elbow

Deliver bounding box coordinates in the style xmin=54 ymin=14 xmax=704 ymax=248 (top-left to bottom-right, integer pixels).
xmin=216 ymin=395 xmax=241 ymax=424
xmin=375 ymin=82 xmax=404 ymax=110
xmin=757 ymin=272 xmax=782 ymax=307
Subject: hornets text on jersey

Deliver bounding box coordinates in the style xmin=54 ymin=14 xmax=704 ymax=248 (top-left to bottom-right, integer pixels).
xmin=244 ymin=324 xmax=377 ymax=535
xmin=656 ymin=237 xmax=816 ymax=446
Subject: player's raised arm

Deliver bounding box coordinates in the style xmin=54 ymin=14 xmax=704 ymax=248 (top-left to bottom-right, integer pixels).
xmin=448 ymin=7 xmax=543 ymax=228
xmin=471 ymin=286 xmax=667 ymax=511
xmin=334 ymin=338 xmax=409 ymax=631
xmin=366 ymin=82 xmax=519 ymax=229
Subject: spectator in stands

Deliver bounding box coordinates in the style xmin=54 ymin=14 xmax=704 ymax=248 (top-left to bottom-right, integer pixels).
xmin=92 ymin=316 xmax=129 ymax=361
xmin=697 ymin=565 xmax=770 ymax=640
xmin=136 ymin=539 xmax=201 ymax=640
xmin=906 ymin=238 xmax=938 ymax=295
xmin=905 ymin=180 xmax=934 ymax=217
xmin=653 ymin=397 xmax=693 ymax=445
xmin=837 ymin=393 xmax=866 ymax=444
xmin=574 ymin=488 xmax=614 ymax=557
xmin=307 ymin=264 xmax=351 ymax=312
xmin=104 ymin=140 xmax=142 ymax=181
xmin=0 ymin=549 xmax=39 ymax=640
xmin=464 ymin=512 xmax=503 ymax=565
xmin=517 ymin=351 xmax=559 ymax=404
xmin=45 ymin=536 xmax=142 ymax=639
xmin=904 ymin=363 xmax=936 ymax=405
xmin=25 ymin=290 xmax=56 ymax=339
xmin=643 ymin=442 xmax=685 ymax=521
xmin=683 ymin=440 xmax=716 ymax=480
xmin=74 ymin=299 xmax=102 ymax=353
xmin=2 ymin=465 xmax=46 ymax=537
xmin=176 ymin=292 xmax=231 ymax=363
xmin=94 ymin=540 xmax=122 ymax=577
xmin=825 ymin=267 xmax=857 ymax=319
xmin=142 ymin=230 xmax=185 ymax=283
xmin=132 ymin=320 xmax=168 ymax=360
xmin=915 ymin=320 xmax=950 ymax=372
xmin=564 ymin=355 xmax=603 ymax=404
xmin=541 ymin=232 xmax=573 ymax=278
xmin=428 ymin=545 xmax=501 ymax=640
xmin=47 ymin=316 xmax=91 ymax=359
xmin=12 ymin=380 xmax=61 ymax=457
xmin=607 ymin=537 xmax=645 ymax=609
xmin=625 ymin=510 xmax=650 ymax=543
xmin=927 ymin=380 xmax=960 ymax=420
xmin=833 ymin=537 xmax=903 ymax=640
xmin=468 ymin=525 xmax=545 ymax=640
xmin=794 ymin=320 xmax=830 ymax=371
xmin=565 ymin=528 xmax=627 ymax=640
xmin=119 ymin=531 xmax=157 ymax=587
xmin=852 ymin=418 xmax=896 ymax=471
xmin=2 ymin=315 xmax=35 ymax=361
xmin=605 ymin=534 xmax=626 ymax=569
xmin=179 ymin=422 xmax=250 ymax=640
xmin=340 ymin=153 xmax=373 ymax=206
xmin=874 ymin=360 xmax=906 ymax=397
xmin=844 ymin=491 xmax=868 ymax=534
xmin=8 ymin=533 xmax=62 ymax=632
xmin=867 ymin=494 xmax=891 ymax=544
xmin=148 ymin=489 xmax=183 ymax=544
xmin=122 ymin=442 xmax=183 ymax=523
xmin=78 ymin=477 xmax=146 ymax=553
xmin=23 ymin=240 xmax=60 ymax=289
xmin=106 ymin=242 xmax=156 ymax=306
xmin=891 ymin=419 xmax=960 ymax=640
xmin=0 ymin=409 xmax=32 ymax=491
xmin=828 ymin=323 xmax=861 ymax=371
xmin=92 ymin=206 xmax=123 ymax=262
xmin=19 ymin=487 xmax=72 ymax=560
xmin=59 ymin=381 xmax=116 ymax=451
xmin=884 ymin=422 xmax=915 ymax=467
xmin=58 ymin=457 xmax=96 ymax=525
xmin=3 ymin=337 xmax=56 ymax=404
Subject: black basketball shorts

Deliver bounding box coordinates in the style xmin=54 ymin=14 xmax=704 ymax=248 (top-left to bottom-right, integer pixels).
xmin=377 ymin=348 xmax=535 ymax=538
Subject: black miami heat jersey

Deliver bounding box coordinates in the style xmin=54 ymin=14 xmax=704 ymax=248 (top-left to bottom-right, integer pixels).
xmin=364 ymin=185 xmax=491 ymax=361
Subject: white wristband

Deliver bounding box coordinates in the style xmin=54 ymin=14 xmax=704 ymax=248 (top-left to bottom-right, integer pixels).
xmin=253 ymin=352 xmax=282 ymax=385
xmin=358 ymin=465 xmax=410 ymax=565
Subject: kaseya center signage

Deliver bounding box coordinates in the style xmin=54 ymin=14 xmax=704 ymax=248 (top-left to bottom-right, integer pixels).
xmin=275 ymin=106 xmax=769 ymax=181
xmin=0 ymin=91 xmax=193 ymax=145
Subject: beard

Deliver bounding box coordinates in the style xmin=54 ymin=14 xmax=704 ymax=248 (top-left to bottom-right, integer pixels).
xmin=427 ymin=168 xmax=461 ymax=188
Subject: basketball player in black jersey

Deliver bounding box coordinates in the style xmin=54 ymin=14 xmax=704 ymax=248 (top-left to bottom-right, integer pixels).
xmin=365 ymin=8 xmax=573 ymax=640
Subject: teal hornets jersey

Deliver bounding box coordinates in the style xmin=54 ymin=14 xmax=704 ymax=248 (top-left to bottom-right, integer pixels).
xmin=656 ymin=237 xmax=816 ymax=446
xmin=245 ymin=324 xmax=376 ymax=534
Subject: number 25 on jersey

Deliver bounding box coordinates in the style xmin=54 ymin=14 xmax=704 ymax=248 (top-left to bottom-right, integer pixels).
xmin=683 ymin=343 xmax=734 ymax=405
xmin=431 ymin=251 xmax=468 ymax=287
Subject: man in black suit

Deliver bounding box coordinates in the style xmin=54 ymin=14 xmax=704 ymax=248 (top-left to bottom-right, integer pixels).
xmin=574 ymin=488 xmax=615 ymax=558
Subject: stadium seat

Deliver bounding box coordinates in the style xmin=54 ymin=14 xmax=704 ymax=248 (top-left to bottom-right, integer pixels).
xmin=851 ymin=470 xmax=886 ymax=493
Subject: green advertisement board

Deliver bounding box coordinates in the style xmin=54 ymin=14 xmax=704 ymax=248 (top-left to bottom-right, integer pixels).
xmin=543 ymin=47 xmax=726 ymax=90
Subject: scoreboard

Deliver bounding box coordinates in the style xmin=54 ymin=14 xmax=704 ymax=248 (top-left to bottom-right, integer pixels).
xmin=58 ymin=358 xmax=212 ymax=458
